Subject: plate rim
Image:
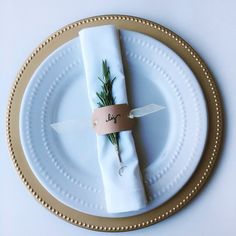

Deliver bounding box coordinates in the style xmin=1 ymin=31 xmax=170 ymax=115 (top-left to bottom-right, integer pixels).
xmin=6 ymin=14 xmax=223 ymax=232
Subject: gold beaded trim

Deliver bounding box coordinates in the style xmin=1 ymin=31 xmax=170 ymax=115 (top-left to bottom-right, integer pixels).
xmin=6 ymin=15 xmax=223 ymax=232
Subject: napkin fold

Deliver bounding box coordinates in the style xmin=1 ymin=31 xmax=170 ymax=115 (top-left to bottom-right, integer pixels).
xmin=79 ymin=25 xmax=147 ymax=213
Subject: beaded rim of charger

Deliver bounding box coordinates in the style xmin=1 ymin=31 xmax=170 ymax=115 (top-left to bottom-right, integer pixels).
xmin=6 ymin=15 xmax=223 ymax=232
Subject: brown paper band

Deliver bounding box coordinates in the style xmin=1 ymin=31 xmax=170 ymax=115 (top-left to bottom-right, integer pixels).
xmin=92 ymin=104 xmax=135 ymax=135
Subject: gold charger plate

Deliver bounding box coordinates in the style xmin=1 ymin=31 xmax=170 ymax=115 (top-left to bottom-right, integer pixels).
xmin=6 ymin=15 xmax=223 ymax=232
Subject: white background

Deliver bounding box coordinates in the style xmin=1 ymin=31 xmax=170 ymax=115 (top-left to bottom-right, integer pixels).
xmin=0 ymin=0 xmax=236 ymax=235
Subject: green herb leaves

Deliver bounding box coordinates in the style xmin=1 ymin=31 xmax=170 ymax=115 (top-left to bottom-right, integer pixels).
xmin=96 ymin=60 xmax=123 ymax=167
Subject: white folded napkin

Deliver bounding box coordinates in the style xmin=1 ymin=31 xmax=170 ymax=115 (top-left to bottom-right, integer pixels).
xmin=79 ymin=25 xmax=147 ymax=213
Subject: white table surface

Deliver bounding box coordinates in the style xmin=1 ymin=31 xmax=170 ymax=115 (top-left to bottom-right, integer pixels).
xmin=0 ymin=0 xmax=236 ymax=235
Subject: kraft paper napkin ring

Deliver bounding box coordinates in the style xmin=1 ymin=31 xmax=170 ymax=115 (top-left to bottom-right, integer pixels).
xmin=92 ymin=104 xmax=134 ymax=135
xmin=50 ymin=104 xmax=165 ymax=134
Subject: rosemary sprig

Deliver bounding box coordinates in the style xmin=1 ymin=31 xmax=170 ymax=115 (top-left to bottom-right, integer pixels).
xmin=96 ymin=60 xmax=123 ymax=169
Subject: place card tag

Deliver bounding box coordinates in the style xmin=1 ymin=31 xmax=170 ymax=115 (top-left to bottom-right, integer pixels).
xmin=92 ymin=104 xmax=135 ymax=135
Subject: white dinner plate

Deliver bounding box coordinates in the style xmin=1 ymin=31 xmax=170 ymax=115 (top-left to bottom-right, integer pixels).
xmin=19 ymin=29 xmax=208 ymax=217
